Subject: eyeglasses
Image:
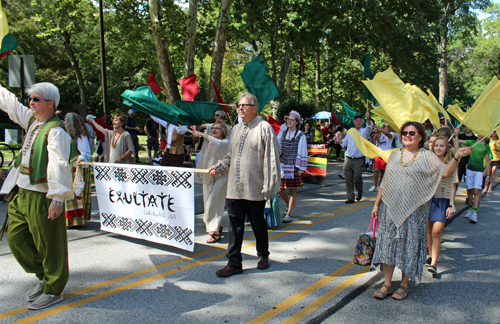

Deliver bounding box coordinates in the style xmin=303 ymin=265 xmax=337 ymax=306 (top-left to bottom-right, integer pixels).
xmin=212 ymin=127 xmax=222 ymax=131
xmin=287 ymin=118 xmax=298 ymax=122
xmin=401 ymin=131 xmax=417 ymax=136
xmin=214 ymin=114 xmax=220 ymax=117
xmin=237 ymin=104 xmax=255 ymax=108
xmin=383 ymin=125 xmax=390 ymax=128
xmin=28 ymin=97 xmax=51 ymax=103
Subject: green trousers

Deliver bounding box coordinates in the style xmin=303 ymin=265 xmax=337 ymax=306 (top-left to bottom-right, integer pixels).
xmin=7 ymin=188 xmax=69 ymax=295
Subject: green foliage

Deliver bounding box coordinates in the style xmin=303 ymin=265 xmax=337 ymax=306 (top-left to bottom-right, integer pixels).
xmin=276 ymin=98 xmax=317 ymax=124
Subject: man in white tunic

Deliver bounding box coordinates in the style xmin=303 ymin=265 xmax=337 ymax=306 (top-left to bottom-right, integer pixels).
xmin=0 ymin=83 xmax=73 ymax=310
xmin=209 ymin=92 xmax=281 ymax=277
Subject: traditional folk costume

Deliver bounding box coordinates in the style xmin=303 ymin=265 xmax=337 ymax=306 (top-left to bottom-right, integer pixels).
xmin=152 ymin=117 xmax=188 ymax=167
xmin=0 ymin=86 xmax=73 ymax=296
xmin=65 ymin=135 xmax=92 ymax=226
xmin=371 ymin=148 xmax=447 ymax=282
xmin=215 ymin=117 xmax=281 ymax=269
xmin=195 ymin=135 xmax=230 ymax=234
xmin=102 ymin=129 xmax=135 ymax=164
xmin=278 ymin=128 xmax=308 ymax=188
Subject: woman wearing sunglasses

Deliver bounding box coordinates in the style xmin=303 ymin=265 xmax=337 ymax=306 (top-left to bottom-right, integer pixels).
xmin=193 ymin=121 xmax=230 ymax=243
xmin=370 ymin=121 xmax=472 ymax=300
xmin=278 ymin=110 xmax=308 ymax=223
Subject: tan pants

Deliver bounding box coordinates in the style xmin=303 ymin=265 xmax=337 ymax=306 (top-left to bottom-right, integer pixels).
xmin=343 ymin=157 xmax=364 ymax=200
xmin=203 ymin=176 xmax=228 ymax=233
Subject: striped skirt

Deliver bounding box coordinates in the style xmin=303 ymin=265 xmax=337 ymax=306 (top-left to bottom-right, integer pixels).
xmin=280 ymin=177 xmax=303 ymax=189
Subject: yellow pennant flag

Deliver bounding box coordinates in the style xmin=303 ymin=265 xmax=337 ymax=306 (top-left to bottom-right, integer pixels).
xmin=447 ymin=104 xmax=466 ymax=123
xmin=461 ymin=76 xmax=500 ymax=136
xmin=363 ymin=67 xmax=441 ymax=130
xmin=347 ymin=128 xmax=395 ymax=162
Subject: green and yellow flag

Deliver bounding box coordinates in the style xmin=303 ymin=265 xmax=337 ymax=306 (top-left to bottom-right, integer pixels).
xmin=461 ymin=76 xmax=500 ymax=136
xmin=447 ymin=104 xmax=466 ymax=124
xmin=0 ymin=3 xmax=17 ymax=58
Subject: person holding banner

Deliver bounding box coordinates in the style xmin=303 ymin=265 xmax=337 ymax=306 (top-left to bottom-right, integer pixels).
xmin=208 ymin=92 xmax=281 ymax=277
xmin=0 ymin=83 xmax=74 ymax=310
xmin=370 ymin=122 xmax=472 ymax=300
xmin=89 ymin=115 xmax=135 ymax=164
xmin=64 ymin=113 xmax=93 ymax=227
xmin=193 ymin=121 xmax=231 ymax=243
xmin=277 ymin=110 xmax=308 ymax=223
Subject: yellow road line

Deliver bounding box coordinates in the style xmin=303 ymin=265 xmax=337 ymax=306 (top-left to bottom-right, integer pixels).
xmin=3 ymin=198 xmax=376 ymax=322
xmin=282 ymin=266 xmax=370 ymax=324
xmin=247 ymin=263 xmax=355 ymax=324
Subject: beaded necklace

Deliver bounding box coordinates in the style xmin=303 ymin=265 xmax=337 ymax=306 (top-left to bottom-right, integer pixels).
xmin=399 ymin=148 xmax=419 ymax=167
xmin=111 ymin=131 xmax=123 ymax=148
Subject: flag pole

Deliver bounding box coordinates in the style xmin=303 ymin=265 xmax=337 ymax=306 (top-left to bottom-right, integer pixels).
xmin=80 ymin=162 xmax=209 ymax=173
xmin=298 ymin=64 xmax=302 ymax=105
xmin=471 ymin=128 xmax=496 ymax=148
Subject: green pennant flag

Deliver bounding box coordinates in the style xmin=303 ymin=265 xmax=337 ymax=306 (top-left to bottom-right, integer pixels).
xmin=444 ymin=95 xmax=452 ymax=108
xmin=359 ymin=52 xmax=376 ymax=102
xmin=334 ymin=112 xmax=366 ymax=129
xmin=340 ymin=100 xmax=359 ymax=119
xmin=466 ymin=96 xmax=475 ymax=110
xmin=173 ymin=100 xmax=220 ymax=125
xmin=240 ymin=55 xmax=279 ymax=112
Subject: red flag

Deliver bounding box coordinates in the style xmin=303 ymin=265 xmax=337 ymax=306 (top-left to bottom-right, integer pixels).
xmin=300 ymin=50 xmax=305 ymax=75
xmin=213 ymin=82 xmax=231 ymax=119
xmin=148 ymin=74 xmax=163 ymax=94
xmin=331 ymin=112 xmax=345 ymax=128
xmin=179 ymin=74 xmax=200 ymax=101
xmin=267 ymin=114 xmax=282 ymax=135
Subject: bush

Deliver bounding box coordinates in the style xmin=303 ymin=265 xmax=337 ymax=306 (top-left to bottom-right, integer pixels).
xmin=276 ymin=98 xmax=318 ymax=125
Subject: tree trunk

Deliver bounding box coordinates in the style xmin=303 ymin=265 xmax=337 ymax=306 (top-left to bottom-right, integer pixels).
xmin=278 ymin=39 xmax=290 ymax=95
xmin=438 ymin=4 xmax=450 ymax=106
xmin=149 ymin=0 xmax=181 ymax=104
xmin=270 ymin=34 xmax=277 ymax=84
xmin=184 ymin=0 xmax=198 ymax=78
xmin=287 ymin=60 xmax=293 ymax=97
xmin=208 ymin=0 xmax=233 ymax=103
xmin=61 ymin=30 xmax=88 ymax=118
xmin=315 ymin=49 xmax=321 ymax=110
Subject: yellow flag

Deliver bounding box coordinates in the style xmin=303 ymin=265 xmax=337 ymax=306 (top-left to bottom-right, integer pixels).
xmin=371 ymin=104 xmax=400 ymax=133
xmin=447 ymin=104 xmax=466 ymax=123
xmin=461 ymin=76 xmax=500 ymax=136
xmin=363 ymin=67 xmax=441 ymax=130
xmin=0 ymin=3 xmax=9 ymax=41
xmin=347 ymin=128 xmax=395 ymax=162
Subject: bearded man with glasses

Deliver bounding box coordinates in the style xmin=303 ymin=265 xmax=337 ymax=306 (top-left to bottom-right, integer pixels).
xmin=208 ymin=92 xmax=281 ymax=277
xmin=0 ymin=83 xmax=74 ymax=310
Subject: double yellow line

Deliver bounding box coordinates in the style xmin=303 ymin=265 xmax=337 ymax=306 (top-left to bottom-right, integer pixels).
xmin=1 ymin=198 xmax=376 ymax=323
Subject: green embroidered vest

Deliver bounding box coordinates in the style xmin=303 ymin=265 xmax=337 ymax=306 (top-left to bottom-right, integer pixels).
xmin=14 ymin=115 xmax=66 ymax=185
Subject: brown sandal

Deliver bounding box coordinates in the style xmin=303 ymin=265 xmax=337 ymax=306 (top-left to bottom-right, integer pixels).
xmin=373 ymin=284 xmax=393 ymax=299
xmin=207 ymin=234 xmax=221 ymax=243
xmin=392 ymin=286 xmax=409 ymax=300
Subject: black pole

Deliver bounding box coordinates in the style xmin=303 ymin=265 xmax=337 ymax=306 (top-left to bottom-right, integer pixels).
xmin=20 ymin=57 xmax=25 ymax=105
xmin=99 ymin=0 xmax=109 ymax=117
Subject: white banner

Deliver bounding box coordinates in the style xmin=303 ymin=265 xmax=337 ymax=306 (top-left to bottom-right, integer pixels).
xmin=93 ymin=163 xmax=195 ymax=252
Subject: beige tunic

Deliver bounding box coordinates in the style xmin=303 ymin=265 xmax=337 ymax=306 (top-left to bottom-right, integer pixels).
xmin=103 ymin=130 xmax=135 ymax=164
xmin=216 ymin=117 xmax=280 ymax=201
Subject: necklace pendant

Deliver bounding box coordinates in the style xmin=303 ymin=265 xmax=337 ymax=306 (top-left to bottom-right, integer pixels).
xmin=401 ymin=163 xmax=405 ymax=167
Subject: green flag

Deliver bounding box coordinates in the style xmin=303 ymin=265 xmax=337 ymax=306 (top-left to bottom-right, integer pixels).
xmin=122 ymin=87 xmax=190 ymax=125
xmin=340 ymin=100 xmax=359 ymax=119
xmin=173 ymin=100 xmax=220 ymax=125
xmin=359 ymin=52 xmax=376 ymax=102
xmin=240 ymin=55 xmax=279 ymax=112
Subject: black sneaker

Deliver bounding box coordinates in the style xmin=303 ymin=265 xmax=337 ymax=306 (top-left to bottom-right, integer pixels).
xmin=345 ymin=199 xmax=355 ymax=204
xmin=428 ymin=265 xmax=437 ymax=274
xmin=425 ymin=257 xmax=432 ymax=266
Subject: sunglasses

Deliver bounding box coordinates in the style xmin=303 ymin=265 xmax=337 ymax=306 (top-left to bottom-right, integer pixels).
xmin=214 ymin=114 xmax=220 ymax=117
xmin=401 ymin=131 xmax=417 ymax=136
xmin=287 ymin=118 xmax=298 ymax=122
xmin=237 ymin=104 xmax=255 ymax=108
xmin=212 ymin=127 xmax=222 ymax=131
xmin=28 ymin=97 xmax=51 ymax=103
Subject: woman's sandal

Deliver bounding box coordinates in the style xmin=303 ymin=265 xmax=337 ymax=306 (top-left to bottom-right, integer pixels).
xmin=207 ymin=234 xmax=222 ymax=244
xmin=373 ymin=284 xmax=393 ymax=299
xmin=392 ymin=286 xmax=409 ymax=300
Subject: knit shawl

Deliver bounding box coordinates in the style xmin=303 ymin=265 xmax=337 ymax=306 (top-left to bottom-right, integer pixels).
xmin=195 ymin=136 xmax=230 ymax=184
xmin=381 ymin=148 xmax=446 ymax=230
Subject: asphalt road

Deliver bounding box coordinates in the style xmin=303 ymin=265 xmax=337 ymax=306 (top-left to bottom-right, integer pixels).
xmin=1 ymin=161 xmax=499 ymax=324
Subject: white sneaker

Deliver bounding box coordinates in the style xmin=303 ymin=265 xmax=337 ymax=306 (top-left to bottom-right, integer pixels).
xmin=464 ymin=209 xmax=473 ymax=219
xmin=369 ymin=186 xmax=377 ymax=192
xmin=469 ymin=212 xmax=478 ymax=223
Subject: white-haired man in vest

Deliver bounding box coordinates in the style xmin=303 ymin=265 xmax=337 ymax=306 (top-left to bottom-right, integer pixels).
xmin=0 ymin=82 xmax=73 ymax=310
